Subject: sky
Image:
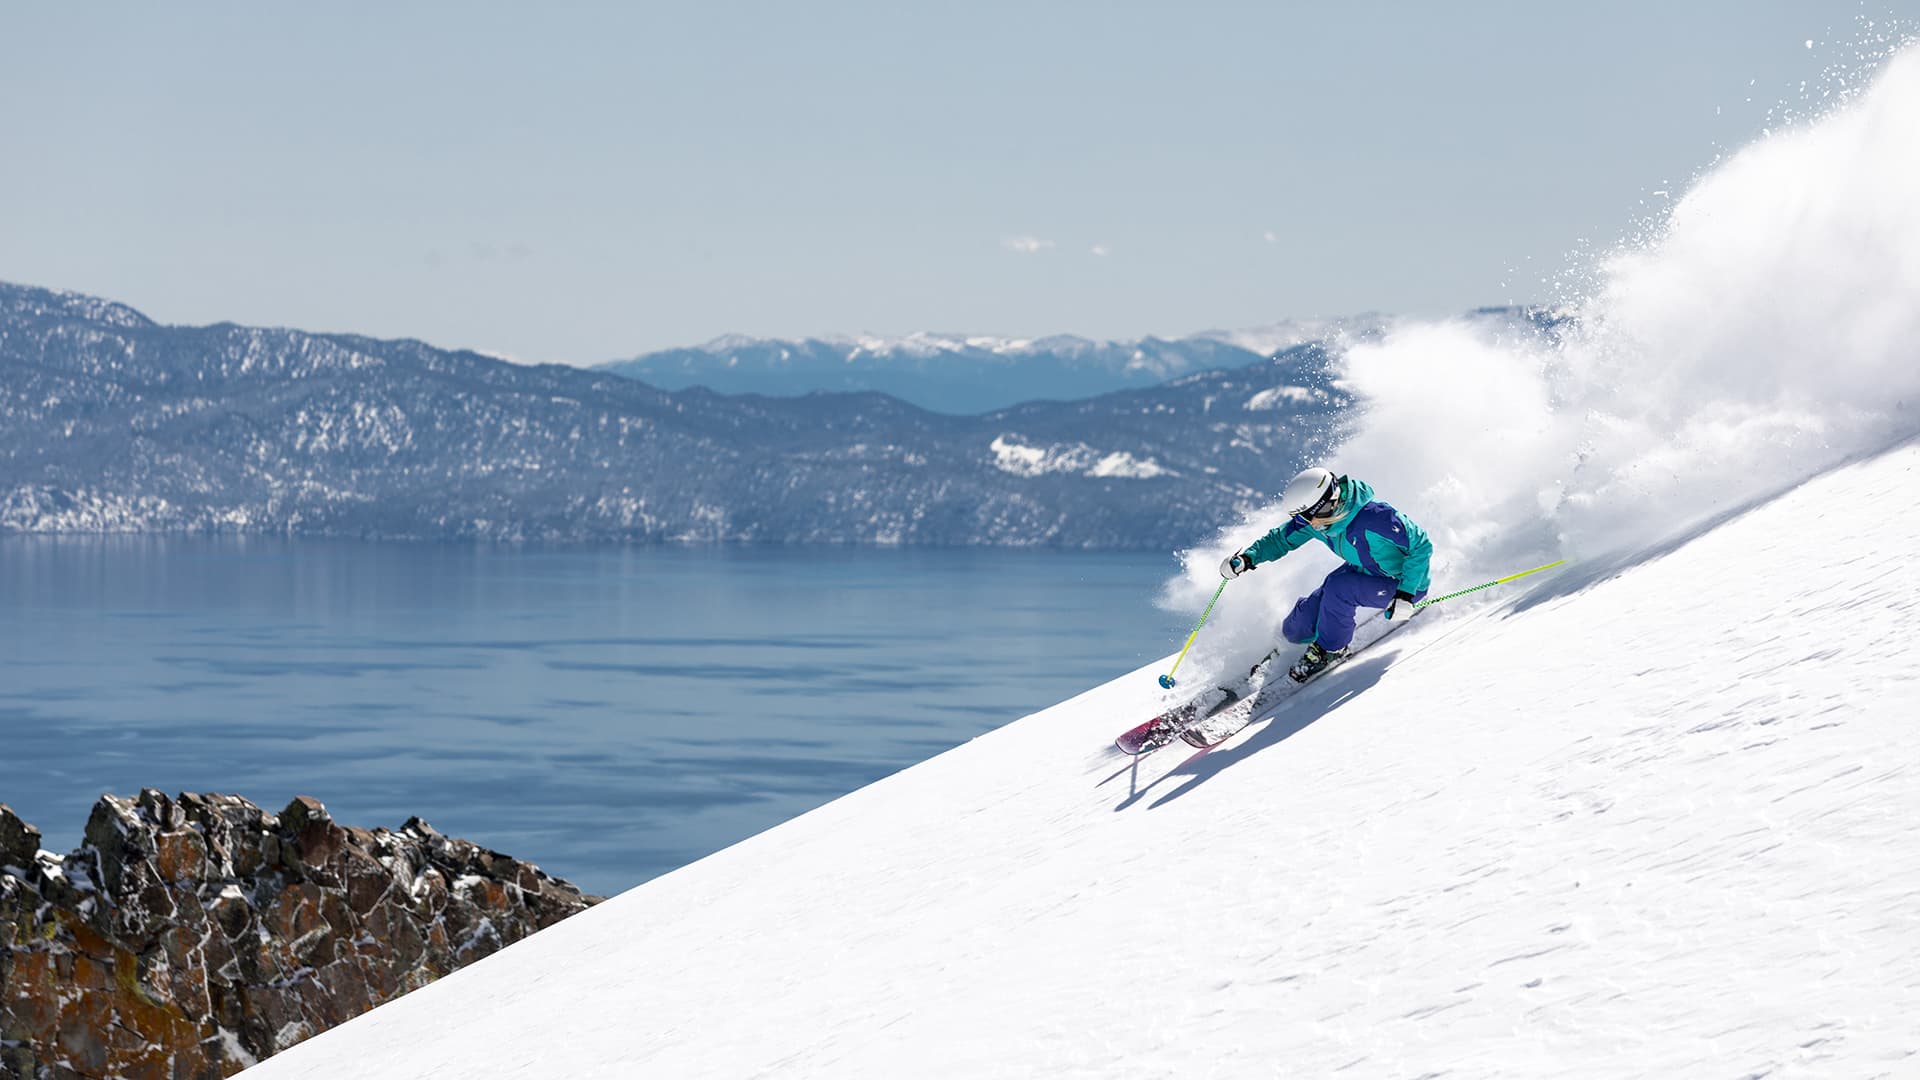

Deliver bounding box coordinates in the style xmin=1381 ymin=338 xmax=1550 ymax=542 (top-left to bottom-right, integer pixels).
xmin=1 ymin=1 xmax=1913 ymax=364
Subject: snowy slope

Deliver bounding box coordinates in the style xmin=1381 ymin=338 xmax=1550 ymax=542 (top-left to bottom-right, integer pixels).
xmin=243 ymin=440 xmax=1920 ymax=1077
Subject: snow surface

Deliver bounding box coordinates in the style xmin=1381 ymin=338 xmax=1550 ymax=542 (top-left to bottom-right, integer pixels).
xmin=243 ymin=42 xmax=1920 ymax=1079
xmin=244 ymin=436 xmax=1920 ymax=1080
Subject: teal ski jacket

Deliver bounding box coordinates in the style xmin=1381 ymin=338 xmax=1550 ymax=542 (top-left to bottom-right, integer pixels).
xmin=1241 ymin=476 xmax=1433 ymax=596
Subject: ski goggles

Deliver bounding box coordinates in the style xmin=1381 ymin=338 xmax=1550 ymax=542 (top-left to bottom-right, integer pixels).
xmin=1301 ymin=484 xmax=1345 ymax=521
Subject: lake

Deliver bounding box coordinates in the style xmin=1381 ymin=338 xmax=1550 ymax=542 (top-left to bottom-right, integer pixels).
xmin=0 ymin=537 xmax=1183 ymax=895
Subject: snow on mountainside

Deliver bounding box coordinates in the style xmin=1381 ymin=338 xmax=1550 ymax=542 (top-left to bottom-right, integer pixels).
xmin=239 ymin=438 xmax=1920 ymax=1079
xmin=0 ymin=280 xmax=1360 ymax=549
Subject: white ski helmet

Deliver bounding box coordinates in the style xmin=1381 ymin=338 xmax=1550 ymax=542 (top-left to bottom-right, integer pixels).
xmin=1280 ymin=465 xmax=1344 ymax=519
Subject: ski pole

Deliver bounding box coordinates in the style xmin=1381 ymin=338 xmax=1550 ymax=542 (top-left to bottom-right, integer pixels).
xmin=1415 ymin=559 xmax=1567 ymax=609
xmin=1159 ymin=576 xmax=1229 ymax=689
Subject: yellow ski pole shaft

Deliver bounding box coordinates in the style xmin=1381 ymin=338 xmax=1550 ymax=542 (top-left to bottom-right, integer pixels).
xmin=1159 ymin=576 xmax=1229 ymax=689
xmin=1414 ymin=559 xmax=1568 ymax=609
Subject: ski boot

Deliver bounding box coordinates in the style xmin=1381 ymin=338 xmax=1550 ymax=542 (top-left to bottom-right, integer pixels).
xmin=1287 ymin=642 xmax=1348 ymax=683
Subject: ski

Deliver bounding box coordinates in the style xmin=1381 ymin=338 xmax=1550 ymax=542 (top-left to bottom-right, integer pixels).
xmin=1176 ymin=614 xmax=1412 ymax=749
xmin=1113 ymin=637 xmax=1310 ymax=756
xmin=1113 ymin=681 xmax=1244 ymax=755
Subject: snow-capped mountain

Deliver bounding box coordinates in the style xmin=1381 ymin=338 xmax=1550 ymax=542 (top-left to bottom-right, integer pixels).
xmin=233 ymin=435 xmax=1920 ymax=1080
xmin=597 ymin=316 xmax=1389 ymax=414
xmin=0 ymin=281 xmax=1371 ymax=550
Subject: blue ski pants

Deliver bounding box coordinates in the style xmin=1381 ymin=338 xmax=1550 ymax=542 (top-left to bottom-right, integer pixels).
xmin=1281 ymin=567 xmax=1419 ymax=651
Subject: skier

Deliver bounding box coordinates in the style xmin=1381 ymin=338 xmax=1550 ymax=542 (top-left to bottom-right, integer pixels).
xmin=1218 ymin=466 xmax=1432 ymax=682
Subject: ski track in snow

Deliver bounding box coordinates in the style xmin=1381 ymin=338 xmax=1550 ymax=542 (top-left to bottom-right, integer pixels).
xmin=242 ymin=441 xmax=1920 ymax=1077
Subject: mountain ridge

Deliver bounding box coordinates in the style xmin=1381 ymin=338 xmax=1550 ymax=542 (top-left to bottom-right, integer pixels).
xmin=597 ymin=315 xmax=1390 ymax=414
xmin=0 ymin=280 xmax=1371 ymax=549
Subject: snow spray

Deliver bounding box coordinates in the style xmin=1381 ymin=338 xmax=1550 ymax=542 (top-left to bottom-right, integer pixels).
xmin=1165 ymin=37 xmax=1920 ymax=685
xmin=1158 ymin=575 xmax=1228 ymax=689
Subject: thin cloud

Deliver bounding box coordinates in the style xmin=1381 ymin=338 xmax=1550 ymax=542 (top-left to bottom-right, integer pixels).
xmin=1090 ymin=244 xmax=1112 ymax=257
xmin=1003 ymin=236 xmax=1054 ymax=254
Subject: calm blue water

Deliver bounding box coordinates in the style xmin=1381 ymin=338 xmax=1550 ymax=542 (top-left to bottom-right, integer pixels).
xmin=0 ymin=537 xmax=1181 ymax=895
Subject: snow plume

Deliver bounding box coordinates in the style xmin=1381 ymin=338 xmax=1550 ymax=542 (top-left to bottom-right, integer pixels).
xmin=1166 ymin=42 xmax=1920 ymax=684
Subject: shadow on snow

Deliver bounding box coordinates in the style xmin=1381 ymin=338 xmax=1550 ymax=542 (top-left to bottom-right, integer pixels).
xmin=1102 ymin=649 xmax=1398 ymax=812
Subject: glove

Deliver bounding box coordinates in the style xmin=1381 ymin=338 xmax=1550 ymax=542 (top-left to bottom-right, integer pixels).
xmin=1219 ymin=552 xmax=1253 ymax=579
xmin=1385 ymin=591 xmax=1417 ymax=620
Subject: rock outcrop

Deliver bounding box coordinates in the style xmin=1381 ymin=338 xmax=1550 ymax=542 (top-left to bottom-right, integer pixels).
xmin=0 ymin=792 xmax=600 ymax=1079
